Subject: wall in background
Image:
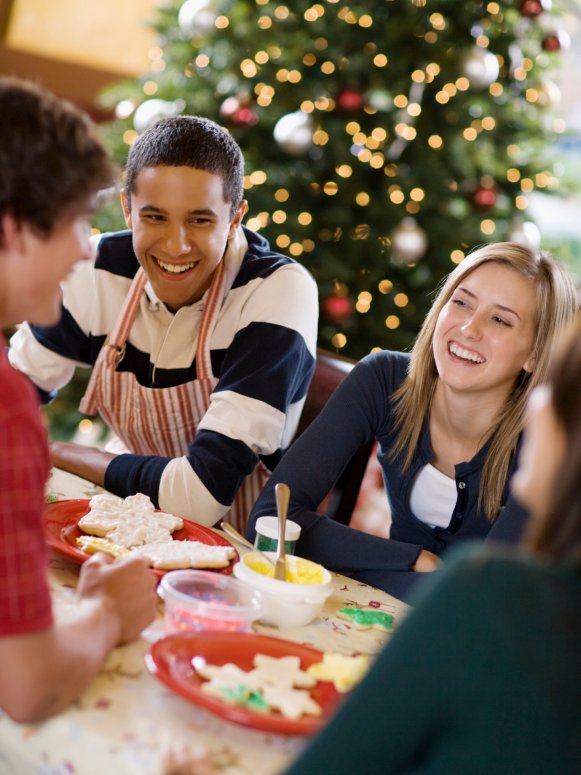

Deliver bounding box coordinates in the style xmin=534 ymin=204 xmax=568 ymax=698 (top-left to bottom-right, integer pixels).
xmin=0 ymin=0 xmax=158 ymax=113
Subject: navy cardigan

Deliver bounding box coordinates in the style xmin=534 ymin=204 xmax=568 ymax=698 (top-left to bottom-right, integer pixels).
xmin=248 ymin=351 xmax=529 ymax=601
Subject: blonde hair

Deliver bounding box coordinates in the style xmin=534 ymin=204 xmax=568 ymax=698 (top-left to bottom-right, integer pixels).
xmin=390 ymin=242 xmax=578 ymax=521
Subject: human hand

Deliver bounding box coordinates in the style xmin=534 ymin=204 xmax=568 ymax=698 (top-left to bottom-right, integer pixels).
xmin=412 ymin=549 xmax=443 ymax=573
xmin=77 ymin=553 xmax=158 ymax=644
xmin=50 ymin=441 xmax=115 ymax=487
xmin=162 ymin=745 xmax=215 ymax=775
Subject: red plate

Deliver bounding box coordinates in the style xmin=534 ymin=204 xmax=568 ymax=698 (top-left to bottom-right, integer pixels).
xmin=145 ymin=631 xmax=343 ymax=735
xmin=44 ymin=499 xmax=238 ymax=579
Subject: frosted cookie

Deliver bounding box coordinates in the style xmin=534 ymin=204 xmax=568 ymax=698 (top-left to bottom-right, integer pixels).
xmin=133 ymin=540 xmax=235 ymax=570
xmin=78 ymin=510 xmax=122 ymax=537
xmin=78 ymin=493 xmax=132 ymax=534
xmin=307 ymin=652 xmax=370 ymax=693
xmin=196 ymin=662 xmax=254 ymax=688
xmin=86 ymin=493 xmax=124 ymax=512
xmin=121 ymin=495 xmax=183 ymax=531
xmin=197 ymin=662 xmax=267 ymax=712
xmin=147 ymin=510 xmax=184 ymax=532
xmin=76 ymin=493 xmax=234 ymax=569
xmin=337 ymin=607 xmax=394 ymax=631
xmin=251 ymin=654 xmax=317 ymax=690
xmin=261 ymin=685 xmax=322 ymax=720
xmin=195 ymin=654 xmax=322 ymax=720
xmin=204 ymin=683 xmax=270 ymax=713
xmin=76 ymin=535 xmax=129 ymax=559
xmin=106 ymin=517 xmax=174 ymax=549
xmin=78 ymin=492 xmax=183 ymax=545
xmin=123 ymin=493 xmax=156 ymax=512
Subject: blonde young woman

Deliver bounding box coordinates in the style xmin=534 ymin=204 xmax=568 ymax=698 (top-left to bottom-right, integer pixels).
xmin=278 ymin=315 xmax=581 ymax=775
xmin=248 ymin=242 xmax=578 ymax=600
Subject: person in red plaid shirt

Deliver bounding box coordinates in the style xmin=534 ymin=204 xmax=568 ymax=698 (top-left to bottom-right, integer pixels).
xmin=0 ymin=78 xmax=157 ymax=723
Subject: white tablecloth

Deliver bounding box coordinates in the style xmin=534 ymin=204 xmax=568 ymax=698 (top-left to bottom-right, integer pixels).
xmin=0 ymin=469 xmax=408 ymax=775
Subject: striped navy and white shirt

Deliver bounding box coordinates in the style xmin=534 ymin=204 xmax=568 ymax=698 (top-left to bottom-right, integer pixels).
xmin=9 ymin=227 xmax=318 ymax=525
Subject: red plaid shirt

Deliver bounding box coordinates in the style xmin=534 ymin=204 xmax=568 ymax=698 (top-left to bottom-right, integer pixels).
xmin=0 ymin=336 xmax=52 ymax=635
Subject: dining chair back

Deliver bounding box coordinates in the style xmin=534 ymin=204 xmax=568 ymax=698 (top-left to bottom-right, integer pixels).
xmin=293 ymin=349 xmax=375 ymax=526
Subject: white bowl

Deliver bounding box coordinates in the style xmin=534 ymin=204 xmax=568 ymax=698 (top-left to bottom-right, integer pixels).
xmin=233 ymin=552 xmax=333 ymax=628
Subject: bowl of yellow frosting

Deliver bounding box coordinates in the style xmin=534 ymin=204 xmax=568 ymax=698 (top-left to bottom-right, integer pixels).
xmin=233 ymin=552 xmax=333 ymax=628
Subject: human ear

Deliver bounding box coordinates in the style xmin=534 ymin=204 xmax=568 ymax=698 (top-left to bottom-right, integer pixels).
xmin=120 ymin=190 xmax=132 ymax=229
xmin=228 ymin=200 xmax=248 ymax=239
xmin=0 ymin=213 xmax=25 ymax=254
xmin=523 ymin=355 xmax=535 ymax=374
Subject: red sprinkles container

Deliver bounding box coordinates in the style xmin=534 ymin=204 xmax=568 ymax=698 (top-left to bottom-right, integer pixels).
xmin=158 ymin=569 xmax=263 ymax=633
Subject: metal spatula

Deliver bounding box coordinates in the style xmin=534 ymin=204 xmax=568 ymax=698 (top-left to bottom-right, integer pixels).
xmin=274 ymin=482 xmax=290 ymax=581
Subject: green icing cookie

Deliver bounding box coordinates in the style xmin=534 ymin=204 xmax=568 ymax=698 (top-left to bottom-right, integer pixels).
xmin=217 ymin=684 xmax=270 ymax=713
xmin=338 ymin=607 xmax=394 ymax=631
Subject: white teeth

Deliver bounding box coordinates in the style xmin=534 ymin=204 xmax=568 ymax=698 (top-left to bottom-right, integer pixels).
xmin=449 ymin=342 xmax=485 ymax=364
xmin=156 ymin=259 xmax=195 ymax=274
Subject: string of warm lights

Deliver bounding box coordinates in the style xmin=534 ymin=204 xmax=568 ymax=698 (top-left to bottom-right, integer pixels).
xmin=96 ymin=0 xmax=568 ymax=360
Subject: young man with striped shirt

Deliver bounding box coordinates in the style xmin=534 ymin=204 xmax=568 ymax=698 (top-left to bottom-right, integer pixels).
xmin=9 ymin=116 xmax=318 ymax=532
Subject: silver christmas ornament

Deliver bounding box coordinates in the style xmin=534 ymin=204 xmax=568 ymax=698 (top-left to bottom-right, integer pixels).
xmin=273 ymin=111 xmax=314 ymax=155
xmin=178 ymin=0 xmax=216 ymax=36
xmin=389 ymin=218 xmax=428 ymax=265
xmin=133 ymin=99 xmax=182 ymax=132
xmin=462 ymin=47 xmax=500 ymax=90
xmin=507 ymin=219 xmax=541 ymax=249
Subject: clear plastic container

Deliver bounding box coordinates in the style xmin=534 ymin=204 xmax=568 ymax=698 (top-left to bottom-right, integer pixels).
xmin=254 ymin=516 xmax=301 ymax=555
xmin=158 ymin=569 xmax=262 ymax=633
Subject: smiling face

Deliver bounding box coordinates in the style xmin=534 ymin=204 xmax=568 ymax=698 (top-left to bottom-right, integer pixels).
xmin=0 ymin=210 xmax=91 ymax=329
xmin=432 ymin=262 xmax=537 ymax=400
xmin=121 ymin=166 xmax=245 ymax=312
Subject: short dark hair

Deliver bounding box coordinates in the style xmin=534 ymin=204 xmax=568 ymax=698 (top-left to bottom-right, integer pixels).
xmin=124 ymin=116 xmax=244 ymax=216
xmin=527 ymin=314 xmax=581 ymax=566
xmin=0 ymin=77 xmax=116 ymax=241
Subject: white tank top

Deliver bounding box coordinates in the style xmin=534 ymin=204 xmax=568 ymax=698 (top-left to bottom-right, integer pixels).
xmin=409 ymin=463 xmax=457 ymax=529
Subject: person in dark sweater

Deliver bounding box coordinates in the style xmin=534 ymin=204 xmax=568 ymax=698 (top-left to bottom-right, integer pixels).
xmin=248 ymin=242 xmax=577 ymax=600
xmin=279 ymin=314 xmax=581 ymax=775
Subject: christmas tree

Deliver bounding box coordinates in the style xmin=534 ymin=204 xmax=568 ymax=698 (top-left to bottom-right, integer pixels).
xmin=94 ymin=0 xmax=572 ymax=361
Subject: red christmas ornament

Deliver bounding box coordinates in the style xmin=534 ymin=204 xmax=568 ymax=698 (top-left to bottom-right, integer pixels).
xmin=471 ymin=182 xmax=498 ymax=210
xmin=231 ymin=106 xmax=258 ymax=126
xmin=336 ymin=89 xmax=365 ymax=113
xmin=322 ymin=294 xmax=354 ymax=325
xmin=519 ymin=0 xmax=550 ymax=18
xmin=219 ymin=97 xmax=258 ymax=126
xmin=542 ymin=31 xmax=569 ymax=52
xmin=219 ymin=96 xmax=239 ymax=119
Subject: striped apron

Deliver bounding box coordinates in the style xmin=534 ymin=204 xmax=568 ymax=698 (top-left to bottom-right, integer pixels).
xmin=79 ymin=260 xmax=268 ymax=533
